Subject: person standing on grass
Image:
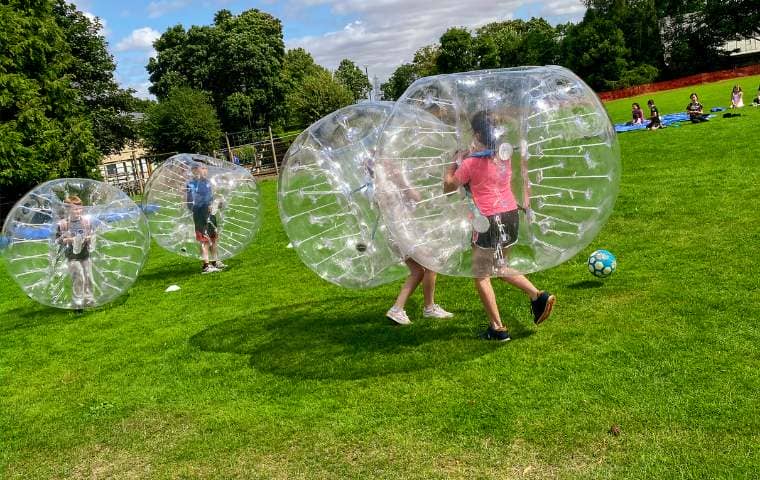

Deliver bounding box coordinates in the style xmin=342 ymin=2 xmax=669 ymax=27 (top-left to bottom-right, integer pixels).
xmin=380 ymin=148 xmax=453 ymax=325
xmin=55 ymin=196 xmax=96 ymax=309
xmin=385 ymin=257 xmax=454 ymax=325
xmin=443 ymin=110 xmax=555 ymax=342
xmin=686 ymin=93 xmax=709 ymax=123
xmin=186 ymin=164 xmax=226 ymax=274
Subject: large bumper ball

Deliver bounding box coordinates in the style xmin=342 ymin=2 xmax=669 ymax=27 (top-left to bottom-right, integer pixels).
xmin=374 ymin=66 xmax=620 ymax=277
xmin=1 ymin=179 xmax=150 ymax=309
xmin=142 ymin=154 xmax=261 ymax=260
xmin=278 ymin=101 xmax=407 ymax=288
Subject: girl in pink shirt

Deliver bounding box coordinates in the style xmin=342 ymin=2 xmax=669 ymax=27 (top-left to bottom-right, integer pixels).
xmin=443 ymin=110 xmax=555 ymax=341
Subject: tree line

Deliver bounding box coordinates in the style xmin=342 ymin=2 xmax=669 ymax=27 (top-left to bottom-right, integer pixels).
xmin=1 ymin=0 xmax=755 ymax=207
xmin=0 ymin=3 xmax=371 ymax=205
xmin=382 ymin=0 xmax=757 ymax=100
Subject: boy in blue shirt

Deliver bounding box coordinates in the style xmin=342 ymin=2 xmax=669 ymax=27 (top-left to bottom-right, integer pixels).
xmin=186 ymin=164 xmax=225 ymax=273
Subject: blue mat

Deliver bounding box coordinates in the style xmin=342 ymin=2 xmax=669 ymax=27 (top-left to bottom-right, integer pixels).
xmin=615 ymin=111 xmax=717 ymax=133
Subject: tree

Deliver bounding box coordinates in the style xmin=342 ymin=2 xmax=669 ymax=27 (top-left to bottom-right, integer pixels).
xmin=560 ymin=15 xmax=631 ymax=90
xmin=281 ymin=48 xmax=322 ymax=90
xmin=334 ymin=59 xmax=371 ymax=102
xmin=0 ymin=0 xmax=101 ymax=205
xmin=281 ymin=48 xmax=327 ymax=126
xmin=381 ymin=64 xmax=419 ymax=101
xmin=141 ymin=87 xmax=222 ymax=154
xmin=53 ymin=0 xmax=138 ymax=156
xmin=412 ymin=45 xmax=439 ymax=77
xmin=286 ymin=69 xmax=353 ymax=126
xmin=702 ymin=0 xmax=759 ymax=42
xmin=660 ymin=12 xmax=731 ymax=76
xmin=476 ymin=20 xmax=528 ymax=67
xmin=147 ymin=9 xmax=286 ymax=131
xmin=437 ymin=28 xmax=476 ymax=73
xmin=516 ymin=18 xmax=560 ymax=66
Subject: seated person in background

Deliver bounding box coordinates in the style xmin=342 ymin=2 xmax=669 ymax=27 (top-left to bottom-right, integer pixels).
xmin=729 ymin=85 xmax=744 ymax=108
xmin=630 ymin=102 xmax=644 ymax=125
xmin=686 ymin=93 xmax=709 ymax=123
xmin=752 ymin=88 xmax=760 ymax=106
xmin=646 ymin=99 xmax=661 ymax=130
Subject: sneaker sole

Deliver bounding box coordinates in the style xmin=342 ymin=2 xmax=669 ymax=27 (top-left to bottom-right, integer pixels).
xmin=422 ymin=313 xmax=454 ymax=319
xmin=481 ymin=333 xmax=511 ymax=342
xmin=386 ymin=314 xmax=411 ymax=325
xmin=535 ymin=295 xmax=556 ymax=325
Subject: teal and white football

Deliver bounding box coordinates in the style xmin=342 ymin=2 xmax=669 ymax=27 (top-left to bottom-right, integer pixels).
xmin=587 ymin=249 xmax=616 ymax=278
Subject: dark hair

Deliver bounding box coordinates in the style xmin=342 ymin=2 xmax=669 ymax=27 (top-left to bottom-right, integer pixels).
xmin=470 ymin=111 xmax=498 ymax=150
xmin=690 ymin=92 xmax=698 ymax=99
xmin=632 ymin=102 xmax=640 ymax=108
xmin=647 ymin=99 xmax=654 ymax=106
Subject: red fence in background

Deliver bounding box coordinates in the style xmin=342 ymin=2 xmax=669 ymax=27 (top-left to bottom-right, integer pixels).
xmin=598 ymin=64 xmax=760 ymax=101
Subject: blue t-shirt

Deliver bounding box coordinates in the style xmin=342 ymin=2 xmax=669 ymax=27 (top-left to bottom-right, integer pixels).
xmin=186 ymin=178 xmax=213 ymax=208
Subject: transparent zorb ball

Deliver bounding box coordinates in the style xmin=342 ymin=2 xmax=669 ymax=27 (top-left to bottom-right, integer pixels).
xmin=374 ymin=66 xmax=621 ymax=277
xmin=0 ymin=178 xmax=150 ymax=309
xmin=278 ymin=101 xmax=407 ymax=288
xmin=142 ymin=154 xmax=262 ymax=260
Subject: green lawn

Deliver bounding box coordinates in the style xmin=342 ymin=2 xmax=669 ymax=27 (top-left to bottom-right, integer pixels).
xmin=604 ymin=74 xmax=760 ymax=123
xmin=1 ymin=79 xmax=759 ymax=479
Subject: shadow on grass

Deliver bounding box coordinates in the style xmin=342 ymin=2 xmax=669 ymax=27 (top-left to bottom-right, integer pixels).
xmin=136 ymin=262 xmax=202 ymax=284
xmin=0 ymin=304 xmax=81 ymax=332
xmin=190 ymin=296 xmax=525 ymax=380
xmin=567 ymin=280 xmax=605 ymax=290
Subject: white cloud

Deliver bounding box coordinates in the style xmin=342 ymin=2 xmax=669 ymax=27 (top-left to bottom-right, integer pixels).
xmin=286 ymin=0 xmax=585 ymax=82
xmin=82 ymin=11 xmax=111 ymax=37
xmin=115 ymin=27 xmax=161 ymax=53
xmin=131 ymin=81 xmax=155 ymax=100
xmin=147 ymin=0 xmax=192 ymax=19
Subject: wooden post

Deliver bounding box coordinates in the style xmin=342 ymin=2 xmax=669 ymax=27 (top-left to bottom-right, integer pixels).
xmin=224 ymin=133 xmax=234 ymax=163
xmin=268 ymin=125 xmax=279 ymax=175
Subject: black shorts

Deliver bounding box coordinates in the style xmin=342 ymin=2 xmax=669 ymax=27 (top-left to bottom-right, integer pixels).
xmin=473 ymin=209 xmax=519 ymax=249
xmin=193 ymin=206 xmax=217 ymax=241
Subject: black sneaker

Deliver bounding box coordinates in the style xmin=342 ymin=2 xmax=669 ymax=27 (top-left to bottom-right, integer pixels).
xmin=531 ymin=291 xmax=556 ymax=325
xmin=482 ymin=326 xmax=511 ymax=342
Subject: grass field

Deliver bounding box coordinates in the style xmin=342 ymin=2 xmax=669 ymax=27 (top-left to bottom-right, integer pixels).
xmin=1 ymin=78 xmax=759 ymax=479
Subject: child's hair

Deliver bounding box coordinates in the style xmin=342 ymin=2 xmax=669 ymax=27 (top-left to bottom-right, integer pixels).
xmin=690 ymin=92 xmax=698 ymax=99
xmin=470 ymin=110 xmax=498 ymax=150
xmin=647 ymin=99 xmax=654 ymax=106
xmin=632 ymin=102 xmax=640 ymax=109
xmin=64 ymin=195 xmax=82 ymax=206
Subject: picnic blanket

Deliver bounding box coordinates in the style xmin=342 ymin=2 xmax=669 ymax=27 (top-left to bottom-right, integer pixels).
xmin=615 ymin=111 xmax=717 ymax=133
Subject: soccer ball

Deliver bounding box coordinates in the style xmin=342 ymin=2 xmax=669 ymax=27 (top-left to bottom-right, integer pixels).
xmin=588 ymin=249 xmax=617 ymax=278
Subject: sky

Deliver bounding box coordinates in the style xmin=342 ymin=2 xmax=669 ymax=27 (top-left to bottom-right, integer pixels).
xmin=72 ymin=0 xmax=587 ymax=99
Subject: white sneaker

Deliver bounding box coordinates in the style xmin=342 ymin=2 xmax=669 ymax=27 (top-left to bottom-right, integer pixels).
xmin=214 ymin=261 xmax=227 ymax=269
xmin=423 ymin=304 xmax=454 ymax=318
xmin=386 ymin=306 xmax=411 ymax=325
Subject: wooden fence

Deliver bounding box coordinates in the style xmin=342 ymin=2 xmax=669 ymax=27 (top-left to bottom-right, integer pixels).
xmin=99 ymin=129 xmax=300 ymax=196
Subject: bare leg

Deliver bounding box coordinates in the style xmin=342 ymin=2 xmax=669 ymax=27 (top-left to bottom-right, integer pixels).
xmin=209 ymin=238 xmax=218 ymax=262
xmin=200 ymin=242 xmax=210 ymax=263
xmin=499 ymin=274 xmax=539 ymax=300
xmin=82 ymin=258 xmax=95 ymax=302
xmin=393 ymin=258 xmax=425 ymax=310
xmin=422 ymin=270 xmax=436 ymax=308
xmin=68 ymin=260 xmax=84 ymax=305
xmin=474 ymin=277 xmax=504 ymax=330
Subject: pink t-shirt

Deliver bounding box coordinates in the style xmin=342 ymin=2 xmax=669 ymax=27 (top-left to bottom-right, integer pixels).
xmin=453 ymin=154 xmax=518 ymax=216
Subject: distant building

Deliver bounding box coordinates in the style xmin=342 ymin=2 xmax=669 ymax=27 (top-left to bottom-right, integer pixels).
xmin=661 ymin=13 xmax=760 ymax=67
xmin=723 ymin=37 xmax=760 ymax=65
